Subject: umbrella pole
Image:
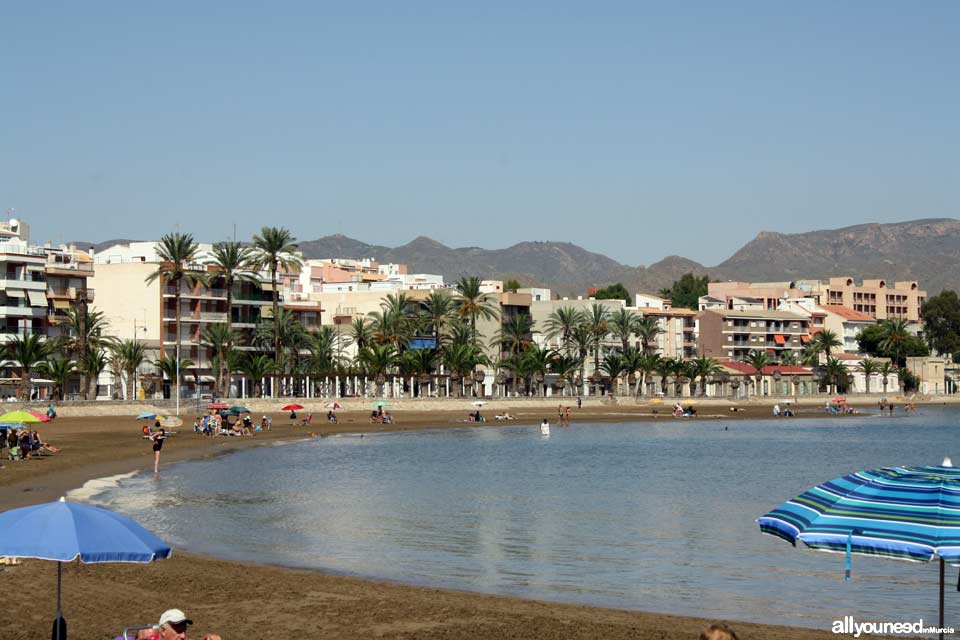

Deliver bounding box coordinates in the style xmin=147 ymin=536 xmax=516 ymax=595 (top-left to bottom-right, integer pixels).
xmin=940 ymin=557 xmax=945 ymax=640
xmin=56 ymin=561 xmax=62 ymax=640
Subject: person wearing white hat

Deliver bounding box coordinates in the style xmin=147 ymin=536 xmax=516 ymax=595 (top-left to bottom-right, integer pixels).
xmin=156 ymin=608 xmax=222 ymax=640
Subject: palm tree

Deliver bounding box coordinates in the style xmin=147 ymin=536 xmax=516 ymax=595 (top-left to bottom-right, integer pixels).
xmin=423 ymin=291 xmax=456 ymax=350
xmin=493 ymin=314 xmax=535 ymax=357
xmin=585 ymin=304 xmax=610 ymax=379
xmin=210 ymin=241 xmax=256 ymax=373
xmin=202 ymin=323 xmax=236 ymax=397
xmin=879 ymin=319 xmax=911 ymax=370
xmin=110 ymin=339 xmax=148 ymax=401
xmin=569 ymin=323 xmax=596 ymax=394
xmin=522 ymin=346 xmax=556 ymax=397
xmin=401 ymin=348 xmax=438 ymax=397
xmin=454 ymin=276 xmax=499 ymax=347
xmin=306 ymin=326 xmax=343 ymax=375
xmin=356 ymin=343 xmax=398 ymax=396
xmin=56 ymin=307 xmax=112 ymax=400
xmin=369 ymin=292 xmax=417 ymax=351
xmin=607 ymin=309 xmax=636 ymax=352
xmin=36 ymin=358 xmax=76 ymax=401
xmin=690 ymin=356 xmax=723 ymax=396
xmin=80 ymin=347 xmax=110 ymax=400
xmin=239 ymin=353 xmax=276 ymax=398
xmin=879 ymin=361 xmax=895 ymax=395
xmin=544 ymin=306 xmax=586 ymax=354
xmin=822 ymin=357 xmax=849 ymax=395
xmin=145 ymin=232 xmax=206 ymax=406
xmin=154 ymin=354 xmax=195 ymax=399
xmin=347 ymin=316 xmax=374 ymax=353
xmin=442 ymin=343 xmax=488 ymax=398
xmin=635 ymin=352 xmax=661 ymax=397
xmin=742 ymin=350 xmax=772 ymax=397
xmin=632 ymin=315 xmax=664 ymax=353
xmin=254 ymin=309 xmax=307 ymax=376
xmin=814 ymin=329 xmax=842 ymax=358
xmin=656 ymin=357 xmax=676 ymax=396
xmin=778 ymin=351 xmax=799 ymax=366
xmin=600 ymin=352 xmax=627 ymax=396
xmin=251 ymin=226 xmax=303 ymax=365
xmin=549 ymin=352 xmax=581 ymax=396
xmin=3 ymin=333 xmax=50 ymax=400
xmin=858 ymin=358 xmax=879 ymax=394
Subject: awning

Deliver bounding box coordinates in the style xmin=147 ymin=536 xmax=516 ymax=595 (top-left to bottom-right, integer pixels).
xmin=800 ymin=335 xmax=810 ymax=343
xmin=52 ymin=299 xmax=71 ymax=309
xmin=773 ymin=334 xmax=786 ymax=345
xmin=27 ymin=290 xmax=47 ymax=307
xmin=5 ymin=289 xmax=25 ymax=298
xmin=199 ymin=375 xmax=217 ymax=383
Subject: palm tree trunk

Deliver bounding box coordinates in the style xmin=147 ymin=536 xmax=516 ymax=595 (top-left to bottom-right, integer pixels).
xmin=272 ymin=264 xmax=280 ymax=372
xmin=225 ymin=281 xmax=233 ymax=398
xmin=175 ymin=287 xmax=182 ymax=405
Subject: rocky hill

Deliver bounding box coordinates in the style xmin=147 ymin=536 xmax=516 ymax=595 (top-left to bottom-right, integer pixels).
xmin=74 ymin=218 xmax=960 ymax=295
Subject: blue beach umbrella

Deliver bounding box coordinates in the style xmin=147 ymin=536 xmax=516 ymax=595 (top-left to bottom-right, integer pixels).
xmin=758 ymin=461 xmax=960 ymax=639
xmin=0 ymin=497 xmax=172 ymax=639
xmin=136 ymin=411 xmax=160 ymax=420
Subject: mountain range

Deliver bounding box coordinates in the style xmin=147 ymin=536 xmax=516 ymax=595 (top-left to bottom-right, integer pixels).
xmin=74 ymin=218 xmax=960 ymax=296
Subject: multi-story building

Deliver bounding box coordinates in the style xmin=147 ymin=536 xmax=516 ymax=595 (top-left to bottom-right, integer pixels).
xmin=698 ymin=309 xmax=809 ymax=361
xmin=707 ymin=277 xmax=926 ymax=324
xmin=642 ymin=307 xmax=698 ymax=359
xmin=91 ymin=242 xmax=275 ymax=399
xmin=777 ymin=298 xmax=876 ymax=354
xmin=43 ymin=244 xmax=95 ymax=342
xmin=0 ymin=219 xmax=47 ymax=342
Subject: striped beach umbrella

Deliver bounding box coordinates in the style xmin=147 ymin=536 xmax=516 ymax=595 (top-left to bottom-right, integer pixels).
xmin=758 ymin=461 xmax=960 ymax=639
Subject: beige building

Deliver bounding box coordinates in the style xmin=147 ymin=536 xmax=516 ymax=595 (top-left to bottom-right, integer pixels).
xmin=44 ymin=245 xmax=95 ymax=342
xmin=905 ymin=356 xmax=947 ymax=395
xmin=643 ymin=308 xmax=698 ymax=359
xmin=698 ymin=309 xmax=809 ymax=361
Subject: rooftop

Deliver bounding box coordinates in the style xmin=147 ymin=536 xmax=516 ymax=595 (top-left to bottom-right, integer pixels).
xmin=702 ymin=309 xmax=807 ymax=321
xmin=820 ymin=305 xmax=875 ymax=322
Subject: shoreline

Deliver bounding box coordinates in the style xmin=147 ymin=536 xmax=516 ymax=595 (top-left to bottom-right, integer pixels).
xmin=0 ymin=403 xmax=906 ymax=639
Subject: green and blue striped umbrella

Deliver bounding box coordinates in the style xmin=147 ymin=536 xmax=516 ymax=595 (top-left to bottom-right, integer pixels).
xmin=759 ymin=462 xmax=960 ymax=638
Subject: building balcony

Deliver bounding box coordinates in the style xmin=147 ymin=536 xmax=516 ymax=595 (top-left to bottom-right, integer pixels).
xmin=163 ymin=286 xmax=227 ymax=299
xmin=45 ymin=286 xmax=95 ymax=301
xmin=0 ymin=306 xmax=47 ymax=318
xmin=45 ymin=262 xmax=94 ymax=276
xmin=0 ymin=278 xmax=46 ymax=290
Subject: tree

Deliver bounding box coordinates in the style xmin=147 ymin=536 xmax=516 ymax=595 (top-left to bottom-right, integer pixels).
xmin=549 ymin=353 xmax=581 ymax=396
xmin=202 ymin=323 xmax=236 ymax=397
xmin=632 ymin=315 xmax=663 ymax=353
xmin=879 ymin=319 xmax=913 ymax=373
xmin=492 ymin=314 xmax=535 ymax=357
xmin=251 ymin=226 xmax=303 ymax=365
xmin=36 ymin=358 xmax=76 ymax=401
xmin=690 ymin=356 xmax=723 ymax=396
xmin=822 ymin=357 xmax=849 ymax=394
xmin=356 ymin=343 xmax=398 ymax=395
xmin=423 ymin=291 xmax=456 ymax=351
xmin=858 ymin=358 xmax=879 ymax=394
xmin=600 ymin=352 xmax=627 ymax=396
xmin=522 ymin=346 xmax=556 ymax=397
xmin=442 ymin=343 xmax=487 ymax=398
xmin=659 ymin=273 xmax=710 ymax=310
xmin=348 ymin=317 xmax=374 ymax=353
xmin=80 ymin=347 xmax=109 ymax=400
xmin=607 ymin=308 xmax=637 ymax=352
xmin=210 ymin=241 xmax=257 ymax=380
xmin=742 ymin=350 xmax=772 ymax=397
xmin=400 ymin=347 xmax=438 ymax=397
xmin=857 ymin=322 xmax=928 ymax=365
xmin=145 ymin=232 xmax=206 ymax=405
xmin=306 ymin=326 xmax=344 ymax=375
xmin=254 ymin=309 xmax=307 ymax=376
xmin=504 ymin=278 xmax=522 ymax=293
xmin=154 ymin=354 xmax=195 ymax=399
xmin=56 ymin=307 xmax=112 ymax=400
xmin=879 ymin=361 xmax=895 ymax=395
xmin=110 ymin=339 xmax=148 ymax=401
xmin=239 ymin=353 xmax=275 ymax=398
xmin=922 ymin=290 xmax=960 ymax=359
xmin=544 ymin=306 xmax=586 ymax=354
xmin=585 ymin=304 xmax=610 ymax=385
xmin=593 ymin=283 xmax=631 ymax=305
xmin=814 ymin=329 xmax=842 ymax=358
xmin=634 ymin=352 xmax=661 ymax=397
xmin=454 ymin=276 xmax=499 ymax=348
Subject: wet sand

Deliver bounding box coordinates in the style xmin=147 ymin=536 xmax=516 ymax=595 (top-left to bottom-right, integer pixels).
xmin=0 ymin=403 xmax=894 ymax=639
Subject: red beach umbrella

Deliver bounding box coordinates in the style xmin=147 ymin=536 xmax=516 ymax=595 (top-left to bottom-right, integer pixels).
xmin=29 ymin=412 xmax=52 ymax=423
xmin=324 ymin=402 xmax=342 ymax=410
xmin=282 ymin=404 xmax=304 ymax=411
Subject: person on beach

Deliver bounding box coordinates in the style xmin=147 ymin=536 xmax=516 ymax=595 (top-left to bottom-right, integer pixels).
xmin=565 ymin=406 xmax=572 ymax=425
xmin=156 ymin=608 xmax=222 ymax=640
xmin=47 ymin=403 xmax=56 ymax=420
xmin=576 ymin=395 xmax=582 ymax=409
xmin=150 ymin=428 xmax=166 ymax=474
xmin=699 ymin=622 xmax=738 ymax=640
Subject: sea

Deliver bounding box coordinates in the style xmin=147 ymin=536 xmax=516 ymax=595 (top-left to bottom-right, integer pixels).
xmin=73 ymin=407 xmax=960 ymax=630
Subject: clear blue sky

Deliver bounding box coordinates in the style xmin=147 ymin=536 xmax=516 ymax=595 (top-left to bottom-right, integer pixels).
xmin=3 ymin=2 xmax=958 ymax=266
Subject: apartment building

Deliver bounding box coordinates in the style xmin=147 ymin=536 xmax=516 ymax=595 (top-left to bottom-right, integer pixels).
xmin=707 ymin=277 xmax=926 ymax=324
xmin=643 ymin=308 xmax=698 ymax=359
xmin=698 ymin=308 xmax=809 ymax=361
xmin=91 ymin=242 xmax=275 ymax=399
xmin=823 ymin=277 xmax=925 ymax=323
xmin=777 ymin=298 xmax=875 ymax=354
xmin=44 ymin=244 xmax=95 ymax=341
xmin=0 ymin=219 xmax=47 ymax=342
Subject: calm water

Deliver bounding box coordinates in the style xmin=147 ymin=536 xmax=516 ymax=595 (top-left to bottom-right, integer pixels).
xmin=80 ymin=408 xmax=960 ymax=629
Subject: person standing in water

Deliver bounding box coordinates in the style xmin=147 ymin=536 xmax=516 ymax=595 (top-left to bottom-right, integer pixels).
xmin=150 ymin=428 xmax=166 ymax=474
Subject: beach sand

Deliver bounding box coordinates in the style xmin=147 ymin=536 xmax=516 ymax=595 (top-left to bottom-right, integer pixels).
xmin=0 ymin=402 xmax=897 ymax=639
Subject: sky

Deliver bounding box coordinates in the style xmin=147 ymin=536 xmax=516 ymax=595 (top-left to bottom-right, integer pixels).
xmin=2 ymin=2 xmax=958 ymax=266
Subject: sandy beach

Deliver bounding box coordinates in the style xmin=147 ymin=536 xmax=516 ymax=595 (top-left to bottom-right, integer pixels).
xmin=0 ymin=400 xmax=902 ymax=639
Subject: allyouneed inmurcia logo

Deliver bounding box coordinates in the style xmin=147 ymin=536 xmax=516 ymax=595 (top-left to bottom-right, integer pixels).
xmin=832 ymin=616 xmax=954 ymax=637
